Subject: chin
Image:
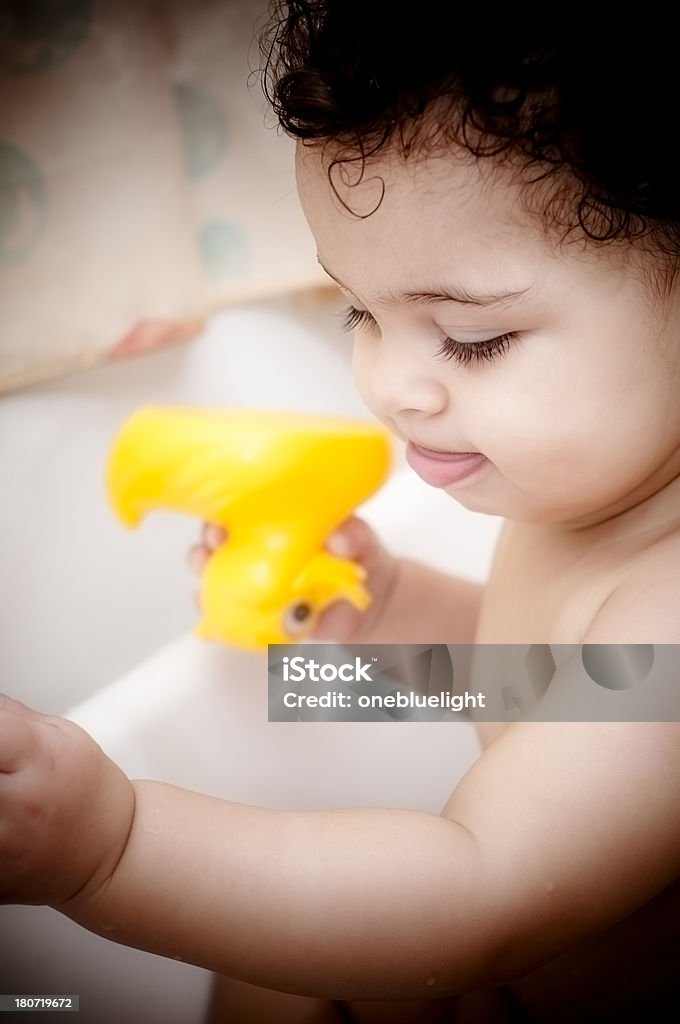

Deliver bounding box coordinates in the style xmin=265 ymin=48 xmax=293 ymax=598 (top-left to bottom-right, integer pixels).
xmin=442 ymin=478 xmax=543 ymax=521
xmin=443 ymin=487 xmax=504 ymax=515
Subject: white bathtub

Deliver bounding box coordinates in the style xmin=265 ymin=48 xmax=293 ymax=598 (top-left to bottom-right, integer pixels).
xmin=0 ymin=298 xmax=502 ymax=1023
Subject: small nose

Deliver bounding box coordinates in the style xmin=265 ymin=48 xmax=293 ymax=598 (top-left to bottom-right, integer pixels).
xmin=356 ymin=331 xmax=449 ymax=419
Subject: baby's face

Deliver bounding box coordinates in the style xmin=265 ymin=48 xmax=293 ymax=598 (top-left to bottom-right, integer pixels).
xmin=296 ymin=142 xmax=680 ymax=528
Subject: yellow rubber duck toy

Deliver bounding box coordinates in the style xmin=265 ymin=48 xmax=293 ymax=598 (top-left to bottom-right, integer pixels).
xmin=106 ymin=407 xmax=392 ymax=650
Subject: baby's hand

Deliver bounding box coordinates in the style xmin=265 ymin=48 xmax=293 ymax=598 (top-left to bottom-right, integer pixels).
xmin=0 ymin=695 xmax=135 ymax=909
xmin=187 ymin=517 xmax=400 ymax=643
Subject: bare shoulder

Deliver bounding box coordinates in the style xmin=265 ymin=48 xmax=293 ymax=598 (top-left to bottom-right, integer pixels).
xmin=442 ymin=718 xmax=680 ymax=984
xmin=584 ymin=528 xmax=680 ymax=642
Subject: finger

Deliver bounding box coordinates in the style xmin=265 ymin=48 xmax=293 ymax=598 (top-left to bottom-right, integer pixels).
xmin=0 ymin=708 xmax=36 ymax=771
xmin=325 ymin=516 xmax=377 ymax=561
xmin=187 ymin=544 xmax=210 ymax=574
xmin=201 ymin=523 xmax=227 ymax=550
xmin=312 ymin=599 xmax=364 ymax=642
xmin=0 ymin=694 xmax=41 ymax=720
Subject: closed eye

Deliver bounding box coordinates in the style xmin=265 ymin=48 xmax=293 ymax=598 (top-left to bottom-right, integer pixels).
xmin=340 ymin=304 xmax=522 ymax=368
xmin=341 ymin=305 xmax=376 ymax=334
xmin=436 ymin=330 xmax=522 ymax=367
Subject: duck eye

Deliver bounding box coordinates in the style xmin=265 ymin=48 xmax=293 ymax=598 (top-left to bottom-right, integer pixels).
xmin=283 ymin=601 xmax=314 ymax=635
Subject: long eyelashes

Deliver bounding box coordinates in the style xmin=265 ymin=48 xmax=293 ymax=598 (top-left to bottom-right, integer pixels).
xmin=340 ymin=304 xmax=522 ymax=368
xmin=341 ymin=305 xmax=373 ymax=333
xmin=435 ymin=330 xmax=522 ymax=367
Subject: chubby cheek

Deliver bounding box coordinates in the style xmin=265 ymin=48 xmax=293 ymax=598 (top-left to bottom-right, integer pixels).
xmin=477 ymin=361 xmax=666 ymax=512
xmin=469 ymin=366 xmax=619 ymax=486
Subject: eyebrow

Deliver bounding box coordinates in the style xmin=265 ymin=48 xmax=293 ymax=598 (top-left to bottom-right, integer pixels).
xmin=317 ymin=257 xmax=533 ymax=309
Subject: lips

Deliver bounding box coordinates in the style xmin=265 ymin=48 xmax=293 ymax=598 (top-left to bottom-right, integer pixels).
xmin=411 ymin=444 xmax=480 ymax=460
xmin=405 ymin=441 xmax=487 ymax=487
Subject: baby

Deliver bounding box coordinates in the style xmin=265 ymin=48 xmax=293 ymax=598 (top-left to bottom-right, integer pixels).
xmin=2 ymin=4 xmax=680 ymax=1022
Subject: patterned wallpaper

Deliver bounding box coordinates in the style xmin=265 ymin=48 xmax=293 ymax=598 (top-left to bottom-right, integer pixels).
xmin=0 ymin=0 xmax=326 ymax=392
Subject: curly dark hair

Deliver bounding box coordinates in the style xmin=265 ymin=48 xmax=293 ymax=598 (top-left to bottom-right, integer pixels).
xmin=259 ymin=2 xmax=680 ymax=294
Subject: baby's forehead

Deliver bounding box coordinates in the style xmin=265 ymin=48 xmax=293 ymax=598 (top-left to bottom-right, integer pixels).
xmin=298 ymin=139 xmax=518 ymax=212
xmin=298 ymin=142 xmax=571 ymax=283
xmin=300 ymin=140 xmax=566 ymax=256
xmin=297 ymin=139 xmax=663 ymax=313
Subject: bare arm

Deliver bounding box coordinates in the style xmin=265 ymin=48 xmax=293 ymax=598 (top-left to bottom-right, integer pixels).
xmin=58 ymin=553 xmax=680 ymax=1003
xmin=367 ymin=558 xmax=484 ymax=645
xmin=60 ymin=707 xmax=680 ymax=1003
xmin=62 ymin=786 xmax=490 ymax=1001
xmin=375 ymin=558 xmax=504 ymax=754
xmin=370 ymin=559 xmax=502 ymax=752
